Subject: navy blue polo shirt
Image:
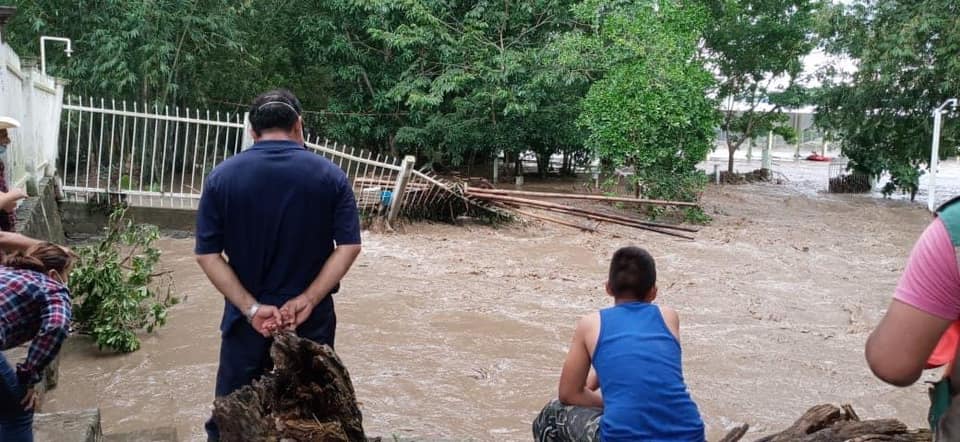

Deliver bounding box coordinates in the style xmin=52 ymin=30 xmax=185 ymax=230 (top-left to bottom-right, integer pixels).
xmin=195 ymin=140 xmax=361 ymax=332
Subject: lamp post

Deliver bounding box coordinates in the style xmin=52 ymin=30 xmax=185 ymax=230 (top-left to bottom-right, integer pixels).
xmin=928 ymin=98 xmax=958 ymax=212
xmin=40 ymin=36 xmax=72 ymax=76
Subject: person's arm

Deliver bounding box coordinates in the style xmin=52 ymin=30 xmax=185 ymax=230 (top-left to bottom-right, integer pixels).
xmin=16 ymin=286 xmax=70 ymax=388
xmin=0 ymin=231 xmax=41 ymax=253
xmin=280 ymin=245 xmax=361 ymax=328
xmin=585 ymin=368 xmax=600 ymax=391
xmin=866 ymin=218 xmax=960 ymax=386
xmin=196 ymin=254 xmax=281 ymax=335
xmin=0 ymin=189 xmax=27 ymax=212
xmin=281 ymin=174 xmax=362 ymax=328
xmin=866 ymin=300 xmax=951 ymax=386
xmin=558 ymin=313 xmax=603 ymax=408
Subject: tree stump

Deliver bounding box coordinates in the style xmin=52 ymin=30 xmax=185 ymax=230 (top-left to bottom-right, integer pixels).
xmin=212 ymin=332 xmax=366 ymax=442
xmin=720 ymin=404 xmax=931 ymax=442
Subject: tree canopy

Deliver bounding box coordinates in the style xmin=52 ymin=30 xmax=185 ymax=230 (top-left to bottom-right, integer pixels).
xmin=700 ymin=0 xmax=819 ymax=174
xmin=815 ymin=0 xmax=960 ymax=199
xmin=9 ymin=0 xmax=951 ymax=207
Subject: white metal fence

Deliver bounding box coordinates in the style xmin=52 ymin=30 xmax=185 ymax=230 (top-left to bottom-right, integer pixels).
xmin=59 ymin=97 xmax=489 ymax=222
xmin=0 ymin=42 xmax=64 ymax=194
xmin=60 ymin=96 xmax=248 ymax=208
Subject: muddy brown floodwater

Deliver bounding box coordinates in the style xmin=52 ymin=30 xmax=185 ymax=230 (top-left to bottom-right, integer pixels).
xmin=44 ymin=183 xmax=937 ymax=441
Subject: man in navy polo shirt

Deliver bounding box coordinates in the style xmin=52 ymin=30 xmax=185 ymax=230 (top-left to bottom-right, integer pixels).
xmin=195 ymin=89 xmax=362 ymax=441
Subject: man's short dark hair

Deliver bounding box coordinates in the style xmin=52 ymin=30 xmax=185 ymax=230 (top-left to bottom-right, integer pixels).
xmin=608 ymin=246 xmax=656 ymax=299
xmin=248 ymin=89 xmax=303 ymax=136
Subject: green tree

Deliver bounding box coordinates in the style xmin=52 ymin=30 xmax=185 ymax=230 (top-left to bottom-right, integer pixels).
xmin=815 ymin=0 xmax=960 ymax=199
xmin=562 ymin=0 xmax=718 ymax=211
xmin=5 ymin=0 xmax=246 ymax=105
xmin=700 ymin=0 xmax=819 ymax=174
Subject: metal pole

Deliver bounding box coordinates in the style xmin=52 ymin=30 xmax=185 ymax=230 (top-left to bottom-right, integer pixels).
xmin=241 ymin=112 xmax=254 ymax=150
xmin=930 ymin=108 xmax=945 ymax=212
xmin=762 ymin=130 xmax=773 ymax=171
xmin=388 ymin=155 xmax=416 ymax=224
xmin=929 ymin=98 xmax=958 ymax=212
xmin=39 ymin=36 xmax=72 ymax=76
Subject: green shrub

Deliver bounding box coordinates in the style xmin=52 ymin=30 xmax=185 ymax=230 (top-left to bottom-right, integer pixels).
xmin=69 ymin=206 xmax=177 ymax=352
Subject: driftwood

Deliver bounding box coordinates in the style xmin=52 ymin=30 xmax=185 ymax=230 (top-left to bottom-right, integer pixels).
xmin=495 ymin=204 xmax=597 ymax=232
xmin=470 ymin=193 xmax=698 ymax=233
xmin=465 ymin=186 xmax=699 ymax=207
xmin=213 ymin=332 xmax=366 ymax=442
xmin=720 ymin=404 xmax=931 ymax=442
xmin=471 ymin=193 xmax=696 ymax=239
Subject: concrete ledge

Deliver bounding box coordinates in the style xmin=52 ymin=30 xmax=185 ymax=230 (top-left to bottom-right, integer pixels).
xmin=15 ymin=177 xmax=66 ymax=244
xmin=60 ymin=201 xmax=196 ymax=235
xmin=33 ymin=409 xmax=102 ymax=442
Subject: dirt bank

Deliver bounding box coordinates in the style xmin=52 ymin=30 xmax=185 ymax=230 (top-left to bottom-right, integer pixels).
xmin=44 ymin=183 xmax=935 ymax=441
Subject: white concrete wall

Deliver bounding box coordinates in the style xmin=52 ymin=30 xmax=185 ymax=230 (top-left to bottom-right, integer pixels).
xmin=0 ymin=42 xmax=64 ymax=195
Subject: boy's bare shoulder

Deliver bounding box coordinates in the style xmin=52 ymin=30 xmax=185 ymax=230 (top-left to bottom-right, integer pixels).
xmin=657 ymin=305 xmax=681 ymax=326
xmin=575 ymin=311 xmax=601 ymax=330
xmin=658 ymin=305 xmax=679 ymax=316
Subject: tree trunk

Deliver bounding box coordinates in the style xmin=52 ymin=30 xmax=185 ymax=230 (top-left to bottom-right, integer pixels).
xmin=728 ymin=140 xmax=736 ymax=175
xmin=721 ymin=404 xmax=930 ymax=442
xmin=387 ymin=133 xmax=398 ymax=158
xmin=536 ymin=151 xmax=549 ymax=178
xmin=212 ymin=332 xmax=367 ymax=442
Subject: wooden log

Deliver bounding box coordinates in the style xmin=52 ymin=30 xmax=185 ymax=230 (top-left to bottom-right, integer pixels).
xmin=718 ymin=424 xmax=750 ymax=442
xmin=525 ymin=203 xmax=698 ymax=235
xmin=499 ymin=202 xmax=695 ymax=240
xmin=472 ymin=193 xmax=699 ymax=233
xmin=481 ymin=193 xmax=698 ymax=238
xmin=498 ymin=205 xmax=596 ymax=232
xmin=758 ymin=404 xmax=846 ymax=442
xmin=213 ymin=332 xmax=367 ymax=442
xmin=799 ymin=419 xmax=909 ymax=442
xmin=751 ymin=404 xmax=931 ymax=442
xmin=465 ymin=186 xmax=699 ymax=207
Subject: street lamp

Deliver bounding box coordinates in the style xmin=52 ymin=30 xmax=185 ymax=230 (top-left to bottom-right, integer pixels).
xmin=928 ymin=98 xmax=958 ymax=212
xmin=39 ymin=36 xmax=72 ymax=76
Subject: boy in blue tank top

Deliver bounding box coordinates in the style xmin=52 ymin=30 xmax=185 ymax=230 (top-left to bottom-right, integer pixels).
xmin=533 ymin=246 xmax=705 ymax=441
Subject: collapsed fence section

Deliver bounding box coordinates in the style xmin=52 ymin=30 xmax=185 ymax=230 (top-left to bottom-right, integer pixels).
xmin=303 ymin=136 xmax=503 ymax=223
xmin=58 ymin=98 xmax=497 ymax=224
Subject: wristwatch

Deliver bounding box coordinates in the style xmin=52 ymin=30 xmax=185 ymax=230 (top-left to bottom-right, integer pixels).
xmin=245 ymin=303 xmax=261 ymax=322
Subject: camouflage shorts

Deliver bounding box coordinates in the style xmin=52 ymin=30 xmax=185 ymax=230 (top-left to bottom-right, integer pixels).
xmin=532 ymin=399 xmax=602 ymax=442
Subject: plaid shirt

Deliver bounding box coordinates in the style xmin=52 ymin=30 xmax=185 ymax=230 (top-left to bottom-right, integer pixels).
xmin=0 ymin=266 xmax=71 ymax=386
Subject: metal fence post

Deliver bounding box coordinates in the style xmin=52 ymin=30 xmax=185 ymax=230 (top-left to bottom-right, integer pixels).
xmin=241 ymin=112 xmax=254 ymax=150
xmin=388 ymin=155 xmax=415 ymax=224
xmin=762 ymin=130 xmax=772 ymax=171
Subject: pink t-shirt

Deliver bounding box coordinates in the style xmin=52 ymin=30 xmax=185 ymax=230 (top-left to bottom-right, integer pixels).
xmin=895 ymin=218 xmax=960 ymax=320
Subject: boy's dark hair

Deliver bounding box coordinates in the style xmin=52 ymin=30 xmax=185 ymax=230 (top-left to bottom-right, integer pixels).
xmin=608 ymin=246 xmax=656 ymax=299
xmin=248 ymin=89 xmax=303 ymax=136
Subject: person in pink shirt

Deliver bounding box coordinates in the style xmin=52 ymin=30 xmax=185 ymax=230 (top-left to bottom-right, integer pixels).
xmin=867 ymin=216 xmax=959 ymax=385
xmin=867 ymin=210 xmax=960 ymax=437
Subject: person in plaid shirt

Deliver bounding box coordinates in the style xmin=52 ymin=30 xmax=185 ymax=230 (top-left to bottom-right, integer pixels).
xmin=0 ymin=240 xmax=75 ymax=442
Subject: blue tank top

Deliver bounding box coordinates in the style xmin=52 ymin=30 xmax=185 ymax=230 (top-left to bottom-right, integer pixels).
xmin=593 ymin=302 xmax=705 ymax=441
